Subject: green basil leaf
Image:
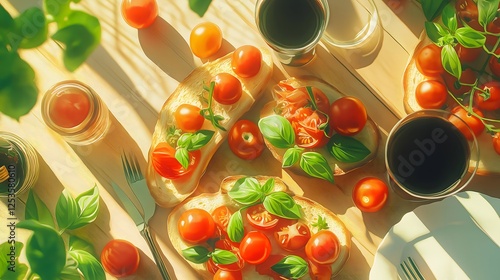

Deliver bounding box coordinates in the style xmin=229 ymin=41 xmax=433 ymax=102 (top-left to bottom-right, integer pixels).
xmin=263 ymin=192 xmax=302 ymax=219
xmin=211 ymin=249 xmax=238 ymax=265
xmin=177 ymin=130 xmax=214 ymax=151
xmin=17 ymin=220 xmax=66 ymax=279
xmin=282 ymin=147 xmax=303 ymax=168
xmin=227 ymin=211 xmax=245 ymax=243
xmin=0 ymin=241 xmax=28 ymax=280
xmin=14 ymin=7 xmax=47 ymax=49
xmin=299 ymin=152 xmax=334 ymax=183
xmin=182 ymin=246 xmax=211 ymax=264
xmin=327 ymin=134 xmax=371 ymax=163
xmin=478 ymin=0 xmax=500 ymax=28
xmin=420 ymin=0 xmax=449 ymax=21
xmin=228 ymin=177 xmax=263 ymax=205
xmin=59 ymin=256 xmax=81 ymax=280
xmin=441 ymin=3 xmax=457 ymax=32
xmin=44 ymin=0 xmax=71 ymax=21
xmin=0 ymin=5 xmax=15 ymax=31
xmin=258 ymin=115 xmax=295 ymax=149
xmin=70 ymin=185 xmax=100 ymax=229
xmin=69 ymin=250 xmax=105 ymax=280
xmin=69 ymin=235 xmax=97 ymax=257
xmin=25 ymin=189 xmax=55 ymax=227
xmin=261 ymin=178 xmax=275 ymax=195
xmin=271 ymin=255 xmax=309 ymax=279
xmin=455 ymin=26 xmax=486 ymax=48
xmin=425 ymin=21 xmax=446 ymax=45
xmin=175 ymin=147 xmax=190 ymax=169
xmin=441 ymin=44 xmax=462 ymax=79
xmin=189 ymin=0 xmax=213 ymax=17
xmin=55 ymin=189 xmax=79 ymax=231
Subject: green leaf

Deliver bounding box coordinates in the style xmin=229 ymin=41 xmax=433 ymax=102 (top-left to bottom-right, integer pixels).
xmin=189 ymin=0 xmax=213 ymax=17
xmin=311 ymin=216 xmax=330 ymax=231
xmin=261 ymin=178 xmax=275 ymax=195
xmin=419 ymin=0 xmax=449 ymax=21
xmin=17 ymin=220 xmax=66 ymax=279
xmin=14 ymin=7 xmax=48 ymax=49
xmin=258 ymin=115 xmax=295 ymax=149
xmin=282 ymin=147 xmax=303 ymax=168
xmin=478 ymin=0 xmax=500 ymax=28
xmin=44 ymin=0 xmax=71 ymax=22
xmin=69 ymin=250 xmax=105 ymax=280
xmin=228 ymin=177 xmax=263 ymax=205
xmin=441 ymin=44 xmax=462 ymax=79
xmin=263 ymin=192 xmax=302 ymax=219
xmin=69 ymin=235 xmax=97 ymax=257
xmin=0 ymin=241 xmax=28 ymax=280
xmin=0 ymin=5 xmax=15 ymax=31
xmin=175 ymin=147 xmax=190 ymax=169
xmin=271 ymin=255 xmax=309 ymax=279
xmin=59 ymin=256 xmax=81 ymax=280
xmin=182 ymin=246 xmax=211 ymax=264
xmin=52 ymin=11 xmax=101 ymax=72
xmin=327 ymin=134 xmax=371 ymax=163
xmin=299 ymin=152 xmax=334 ymax=183
xmin=177 ymin=130 xmax=214 ymax=151
xmin=211 ymin=249 xmax=238 ymax=265
xmin=441 ymin=3 xmax=457 ymax=32
xmin=55 ymin=189 xmax=79 ymax=231
xmin=455 ymin=26 xmax=486 ymax=48
xmin=71 ymin=185 xmax=100 ymax=229
xmin=425 ymin=21 xmax=447 ymax=45
xmin=227 ymin=210 xmax=244 ymax=243
xmin=25 ymin=189 xmax=55 ymax=227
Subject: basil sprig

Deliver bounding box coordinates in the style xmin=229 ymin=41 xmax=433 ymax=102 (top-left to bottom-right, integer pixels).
xmin=271 ymin=255 xmax=309 ymax=279
xmin=174 ymin=130 xmax=214 ymax=169
xmin=182 ymin=246 xmax=238 ymax=265
xmin=201 ymin=81 xmax=226 ymax=131
xmin=327 ymin=134 xmax=370 ymax=163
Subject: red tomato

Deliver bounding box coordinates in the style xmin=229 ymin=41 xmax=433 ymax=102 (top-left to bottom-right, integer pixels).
xmin=239 ymin=231 xmax=272 ymax=264
xmin=246 ymin=204 xmax=279 ymax=230
xmin=207 ymin=239 xmax=244 ymax=272
xmin=449 ymin=106 xmax=485 ymax=140
xmin=489 ymin=48 xmax=500 ymax=78
xmin=212 ymin=73 xmax=243 ymax=105
xmin=277 ymin=85 xmax=330 ymax=116
xmin=121 ymin=0 xmax=158 ymax=29
xmin=232 ymin=45 xmax=262 ymax=78
xmin=228 ymin=120 xmax=265 ymax=160
xmin=493 ymin=133 xmax=500 ymax=155
xmin=49 ymin=91 xmax=90 ymax=128
xmin=100 ymin=239 xmax=140 ymax=278
xmin=190 ymin=22 xmax=222 ymax=58
xmin=455 ymin=44 xmax=482 ymax=63
xmin=329 ymin=96 xmax=367 ymax=136
xmin=213 ymin=270 xmax=243 ymax=280
xmin=474 ymin=81 xmax=500 ymax=111
xmin=151 ymin=143 xmax=201 ymax=179
xmin=443 ymin=68 xmax=477 ymax=96
xmin=308 ymin=259 xmax=333 ymax=280
xmin=177 ymin=208 xmax=216 ymax=244
xmin=291 ymin=108 xmax=329 ymax=148
xmin=456 ymin=0 xmax=478 ymax=22
xmin=486 ymin=18 xmax=500 ymax=46
xmin=274 ymin=221 xmax=311 ymax=251
xmin=415 ymin=80 xmax=448 ymax=109
xmin=305 ymin=230 xmax=340 ymax=265
xmin=352 ymin=177 xmax=389 ymax=212
xmin=415 ymin=44 xmax=444 ymax=77
xmin=174 ymin=104 xmax=204 ymax=132
xmin=212 ymin=206 xmax=232 ymax=233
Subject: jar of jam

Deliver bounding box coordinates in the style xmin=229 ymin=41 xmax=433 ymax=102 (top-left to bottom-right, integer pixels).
xmin=0 ymin=132 xmax=39 ymax=197
xmin=41 ymin=80 xmax=110 ymax=145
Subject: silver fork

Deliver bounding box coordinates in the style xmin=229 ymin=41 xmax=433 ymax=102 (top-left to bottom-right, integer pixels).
xmin=116 ymin=152 xmax=171 ymax=280
xmin=400 ymin=257 xmax=425 ymax=280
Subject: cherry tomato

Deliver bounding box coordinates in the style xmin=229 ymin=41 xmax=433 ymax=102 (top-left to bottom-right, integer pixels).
xmin=174 ymin=104 xmax=204 ymax=132
xmin=212 ymin=205 xmax=232 ymax=233
xmin=308 ymin=259 xmax=333 ymax=280
xmin=213 ymin=269 xmax=243 ymax=280
xmin=474 ymin=81 xmax=500 ymax=111
xmin=177 ymin=208 xmax=216 ymax=244
xmin=493 ymin=133 xmax=500 ymax=155
xmin=190 ymin=22 xmax=222 ymax=58
xmin=49 ymin=91 xmax=90 ymax=128
xmin=456 ymin=0 xmax=478 ymax=23
xmin=100 ymin=239 xmax=140 ymax=278
xmin=232 ymin=45 xmax=262 ymax=78
xmin=212 ymin=73 xmax=243 ymax=105
xmin=277 ymin=85 xmax=330 ymax=116
xmin=206 ymin=239 xmax=244 ymax=272
xmin=246 ymin=204 xmax=279 ymax=230
xmin=151 ymin=142 xmax=201 ymax=179
xmin=305 ymin=230 xmax=340 ymax=265
xmin=486 ymin=18 xmax=500 ymax=46
xmin=455 ymin=44 xmax=482 ymax=63
xmin=489 ymin=48 xmax=500 ymax=78
xmin=291 ymin=108 xmax=329 ymax=148
xmin=415 ymin=80 xmax=448 ymax=109
xmin=121 ymin=0 xmax=158 ymax=29
xmin=443 ymin=68 xmax=477 ymax=96
xmin=352 ymin=177 xmax=389 ymax=212
xmin=415 ymin=44 xmax=444 ymax=77
xmin=228 ymin=120 xmax=265 ymax=160
xmin=449 ymin=106 xmax=485 ymax=140
xmin=330 ymin=96 xmax=367 ymax=136
xmin=274 ymin=221 xmax=311 ymax=251
xmin=239 ymin=231 xmax=272 ymax=264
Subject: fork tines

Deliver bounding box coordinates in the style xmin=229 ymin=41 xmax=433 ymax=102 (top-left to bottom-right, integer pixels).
xmin=400 ymin=257 xmax=425 ymax=280
xmin=121 ymin=152 xmax=144 ymax=182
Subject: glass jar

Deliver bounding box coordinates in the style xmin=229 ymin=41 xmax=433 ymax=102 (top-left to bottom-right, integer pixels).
xmin=41 ymin=80 xmax=110 ymax=145
xmin=0 ymin=132 xmax=39 ymax=197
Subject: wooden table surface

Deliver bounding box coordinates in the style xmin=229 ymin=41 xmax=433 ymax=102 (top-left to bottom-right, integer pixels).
xmin=1 ymin=0 xmax=499 ymax=279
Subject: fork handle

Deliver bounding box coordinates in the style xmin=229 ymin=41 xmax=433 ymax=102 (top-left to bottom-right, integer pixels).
xmin=141 ymin=224 xmax=171 ymax=280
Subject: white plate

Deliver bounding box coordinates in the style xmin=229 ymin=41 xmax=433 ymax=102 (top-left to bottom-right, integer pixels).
xmin=370 ymin=191 xmax=500 ymax=280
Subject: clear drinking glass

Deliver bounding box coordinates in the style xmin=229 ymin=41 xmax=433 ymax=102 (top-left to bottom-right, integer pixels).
xmin=385 ymin=110 xmax=479 ymax=200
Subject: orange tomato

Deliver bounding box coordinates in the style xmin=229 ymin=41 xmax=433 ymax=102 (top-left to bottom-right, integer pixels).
xmin=212 ymin=73 xmax=242 ymax=105
xmin=190 ymin=22 xmax=222 ymax=58
xmin=177 ymin=209 xmax=216 ymax=244
xmin=121 ymin=0 xmax=158 ymax=29
xmin=231 ymin=45 xmax=262 ymax=78
xmin=352 ymin=177 xmax=388 ymax=212
xmin=174 ymin=104 xmax=205 ymax=132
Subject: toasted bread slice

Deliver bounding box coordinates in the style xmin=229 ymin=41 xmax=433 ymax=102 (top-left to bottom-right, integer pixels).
xmin=146 ymin=49 xmax=273 ymax=208
xmin=167 ymin=175 xmax=351 ymax=279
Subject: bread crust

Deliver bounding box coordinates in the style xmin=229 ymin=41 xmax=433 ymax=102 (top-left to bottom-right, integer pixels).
xmin=166 ymin=175 xmax=351 ymax=280
xmin=146 ymin=49 xmax=273 ymax=208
